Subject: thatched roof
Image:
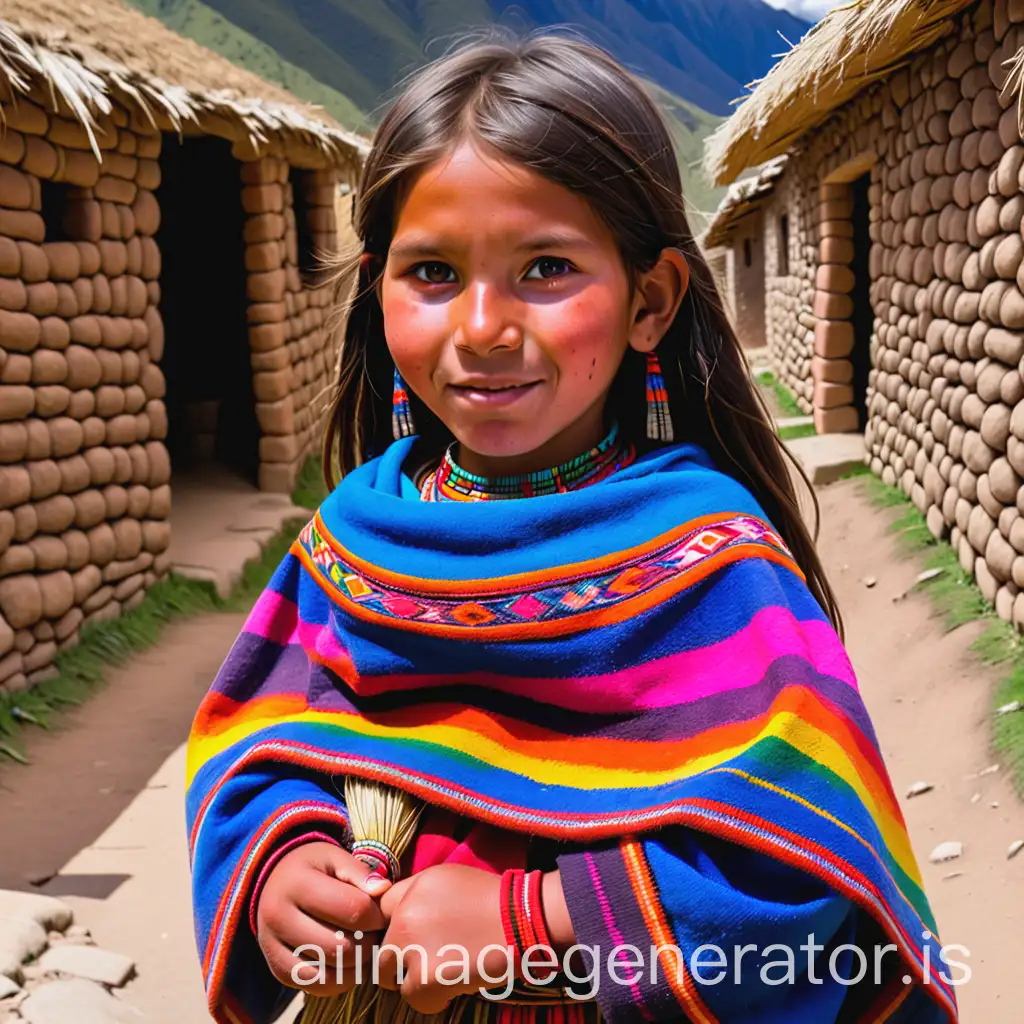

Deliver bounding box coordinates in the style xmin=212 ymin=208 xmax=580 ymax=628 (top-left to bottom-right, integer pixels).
xmin=0 ymin=0 xmax=369 ymax=170
xmin=702 ymin=156 xmax=787 ymax=249
xmin=704 ymin=0 xmax=977 ymax=186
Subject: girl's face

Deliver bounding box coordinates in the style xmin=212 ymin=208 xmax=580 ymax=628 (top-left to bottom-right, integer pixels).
xmin=380 ymin=141 xmax=686 ymax=475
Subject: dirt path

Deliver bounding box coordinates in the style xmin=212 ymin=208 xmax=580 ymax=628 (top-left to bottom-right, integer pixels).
xmin=815 ymin=478 xmax=1024 ymax=1023
xmin=1 ymin=481 xmax=1021 ymax=1021
xmin=0 ymin=612 xmax=246 ymax=892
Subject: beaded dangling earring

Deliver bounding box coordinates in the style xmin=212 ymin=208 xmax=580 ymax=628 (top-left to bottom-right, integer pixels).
xmin=645 ymin=351 xmax=674 ymax=443
xmin=392 ymin=366 xmax=415 ymax=439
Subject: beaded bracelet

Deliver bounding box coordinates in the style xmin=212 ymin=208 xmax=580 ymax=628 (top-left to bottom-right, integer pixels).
xmin=499 ymin=868 xmax=559 ymax=984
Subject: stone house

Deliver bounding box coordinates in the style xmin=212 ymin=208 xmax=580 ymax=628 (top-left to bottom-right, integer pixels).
xmin=702 ymin=157 xmax=788 ymax=351
xmin=703 ymin=0 xmax=1024 ymax=627
xmin=0 ymin=0 xmax=365 ymax=693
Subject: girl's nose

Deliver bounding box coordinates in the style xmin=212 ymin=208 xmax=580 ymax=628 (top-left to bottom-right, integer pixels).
xmin=452 ymin=281 xmax=522 ymax=355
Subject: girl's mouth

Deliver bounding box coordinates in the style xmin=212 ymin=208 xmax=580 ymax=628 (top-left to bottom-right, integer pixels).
xmin=448 ymin=381 xmax=542 ymax=407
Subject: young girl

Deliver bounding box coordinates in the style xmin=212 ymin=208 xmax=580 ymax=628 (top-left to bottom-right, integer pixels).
xmin=187 ymin=34 xmax=959 ymax=1024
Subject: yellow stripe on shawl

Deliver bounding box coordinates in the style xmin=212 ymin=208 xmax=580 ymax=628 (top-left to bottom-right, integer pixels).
xmin=186 ymin=707 xmax=918 ymax=880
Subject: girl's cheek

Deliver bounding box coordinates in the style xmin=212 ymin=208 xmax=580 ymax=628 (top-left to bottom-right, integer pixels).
xmin=383 ymin=288 xmax=450 ymax=357
xmin=535 ymin=291 xmax=624 ymax=366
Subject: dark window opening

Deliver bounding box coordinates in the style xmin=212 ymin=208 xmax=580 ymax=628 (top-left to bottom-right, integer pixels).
xmin=156 ymin=135 xmax=258 ymax=482
xmin=778 ymin=214 xmax=790 ymax=276
xmin=743 ymin=238 xmax=752 ymax=268
xmin=850 ymin=174 xmax=873 ymax=430
xmin=40 ymin=179 xmax=74 ymax=241
xmin=289 ymin=167 xmax=319 ymax=281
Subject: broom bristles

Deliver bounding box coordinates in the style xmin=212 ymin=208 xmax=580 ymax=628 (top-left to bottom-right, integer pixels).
xmin=299 ymin=778 xmax=425 ymax=1024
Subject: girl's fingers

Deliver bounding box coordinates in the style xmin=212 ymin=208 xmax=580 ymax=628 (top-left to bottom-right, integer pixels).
xmin=378 ymin=876 xmax=415 ymax=919
xmin=260 ymin=934 xmax=358 ymax=997
xmin=374 ymin=939 xmax=425 ymax=992
xmin=295 ymin=867 xmax=389 ymax=935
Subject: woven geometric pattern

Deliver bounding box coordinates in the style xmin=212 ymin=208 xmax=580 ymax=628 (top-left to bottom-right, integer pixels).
xmin=296 ymin=513 xmax=796 ymax=634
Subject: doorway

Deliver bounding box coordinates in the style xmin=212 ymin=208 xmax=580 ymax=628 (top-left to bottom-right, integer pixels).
xmin=849 ymin=173 xmax=872 ymax=429
xmin=155 ymin=135 xmax=258 ymax=483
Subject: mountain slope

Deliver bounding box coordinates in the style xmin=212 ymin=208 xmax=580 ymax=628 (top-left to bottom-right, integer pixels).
xmin=191 ymin=0 xmax=810 ymax=117
xmin=126 ymin=0 xmax=807 ymax=217
xmin=128 ymin=0 xmax=365 ymax=126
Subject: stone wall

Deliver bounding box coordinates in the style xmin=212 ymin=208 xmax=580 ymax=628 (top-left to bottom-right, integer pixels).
xmin=0 ymin=92 xmax=345 ymax=694
xmin=763 ymin=167 xmax=820 ymax=414
xmin=763 ymin=0 xmax=1024 ymax=628
xmin=726 ymin=210 xmax=768 ymax=350
xmin=0 ymin=96 xmax=171 ymax=694
xmin=240 ymin=159 xmax=340 ymax=492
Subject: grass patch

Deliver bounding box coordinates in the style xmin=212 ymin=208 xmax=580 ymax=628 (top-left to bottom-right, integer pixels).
xmin=757 ymin=370 xmax=805 ymax=419
xmin=0 ymin=457 xmax=329 ymax=764
xmin=859 ymin=473 xmax=1024 ymax=791
xmin=779 ymin=423 xmax=817 ymax=441
xmin=0 ymin=574 xmax=221 ymax=763
xmin=292 ymin=455 xmax=329 ymax=511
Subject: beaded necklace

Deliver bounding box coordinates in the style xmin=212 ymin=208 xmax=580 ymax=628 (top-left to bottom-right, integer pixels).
xmin=420 ymin=422 xmax=635 ymax=502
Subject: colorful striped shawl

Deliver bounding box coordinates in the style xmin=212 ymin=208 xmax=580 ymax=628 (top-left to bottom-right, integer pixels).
xmin=186 ymin=438 xmax=956 ymax=1023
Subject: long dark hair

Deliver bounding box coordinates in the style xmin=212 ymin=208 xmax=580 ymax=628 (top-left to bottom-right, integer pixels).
xmin=322 ymin=32 xmax=842 ymax=634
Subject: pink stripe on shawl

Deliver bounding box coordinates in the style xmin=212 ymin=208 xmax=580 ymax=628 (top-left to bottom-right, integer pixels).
xmin=243 ymin=588 xmax=301 ymax=647
xmin=349 ymin=606 xmax=856 ymax=712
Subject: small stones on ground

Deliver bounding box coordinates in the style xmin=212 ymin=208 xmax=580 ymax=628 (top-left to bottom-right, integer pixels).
xmin=942 ymin=871 xmax=964 ymax=881
xmin=970 ymin=792 xmax=982 ymax=804
xmin=991 ymin=801 xmax=1000 ymax=809
xmin=1008 ymin=840 xmax=1024 ymax=860
xmin=0 ymin=974 xmax=21 ymax=999
xmin=978 ymin=764 xmax=1000 ymax=777
xmin=0 ymin=893 xmax=72 ymax=934
xmin=36 ymin=946 xmax=135 ymax=988
xmin=893 ymin=568 xmax=946 ymax=603
xmin=862 ymin=575 xmax=877 ymax=588
xmin=0 ymin=917 xmax=47 ymax=981
xmin=19 ymin=965 xmax=53 ymax=983
xmin=996 ymin=700 xmax=1023 ymax=715
xmin=929 ymin=841 xmax=964 ymax=863
xmin=18 ymin=978 xmax=144 ymax=1023
xmin=64 ymin=926 xmax=90 ymax=941
xmin=906 ymin=780 xmax=934 ymax=798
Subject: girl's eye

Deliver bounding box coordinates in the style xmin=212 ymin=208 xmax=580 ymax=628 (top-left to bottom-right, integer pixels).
xmin=413 ymin=262 xmax=456 ymax=284
xmin=525 ymin=257 xmax=574 ymax=280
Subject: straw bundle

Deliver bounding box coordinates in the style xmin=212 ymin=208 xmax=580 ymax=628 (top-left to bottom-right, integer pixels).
xmin=704 ymin=0 xmax=978 ymax=186
xmin=300 ymin=778 xmax=425 ymax=1024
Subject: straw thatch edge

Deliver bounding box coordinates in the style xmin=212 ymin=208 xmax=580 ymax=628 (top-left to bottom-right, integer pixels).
xmin=0 ymin=15 xmax=369 ymax=170
xmin=701 ymin=156 xmax=788 ymax=249
xmin=703 ymin=0 xmax=976 ymax=186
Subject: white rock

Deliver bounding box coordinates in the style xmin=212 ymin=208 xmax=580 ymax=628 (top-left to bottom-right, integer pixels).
xmin=979 ymin=764 xmax=1001 ymax=776
xmin=0 ymin=893 xmax=72 ymax=934
xmin=906 ymin=780 xmax=934 ymax=798
xmin=19 ymin=979 xmax=143 ymax=1024
xmin=0 ymin=917 xmax=47 ymax=980
xmin=929 ymin=841 xmax=964 ymax=863
xmin=37 ymin=946 xmax=135 ymax=988
xmin=863 ymin=575 xmax=878 ymax=588
xmin=971 ymin=792 xmax=982 ymax=804
xmin=997 ymin=700 xmax=1023 ymax=715
xmin=1008 ymin=839 xmax=1024 ymax=859
xmin=0 ymin=973 xmax=21 ymax=999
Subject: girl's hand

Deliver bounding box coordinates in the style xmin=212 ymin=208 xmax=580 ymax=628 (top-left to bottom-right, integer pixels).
xmin=375 ymin=864 xmax=518 ymax=1014
xmin=256 ymin=841 xmax=391 ymax=997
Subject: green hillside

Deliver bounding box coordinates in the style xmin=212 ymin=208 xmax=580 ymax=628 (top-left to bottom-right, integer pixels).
xmin=125 ymin=0 xmax=724 ymax=220
xmin=126 ymin=0 xmax=367 ymax=129
xmin=643 ymin=80 xmax=724 ymax=222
